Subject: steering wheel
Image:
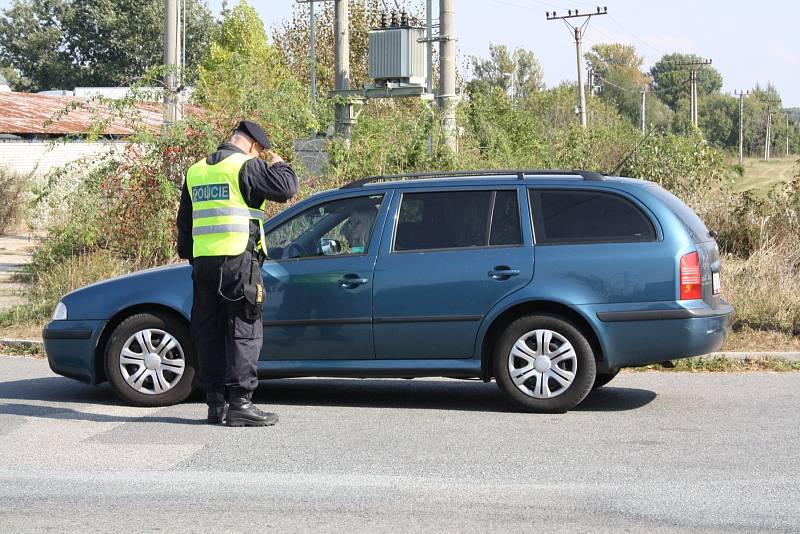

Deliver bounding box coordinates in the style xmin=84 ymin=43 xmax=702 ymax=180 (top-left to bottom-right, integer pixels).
xmin=284 ymin=242 xmax=306 ymax=259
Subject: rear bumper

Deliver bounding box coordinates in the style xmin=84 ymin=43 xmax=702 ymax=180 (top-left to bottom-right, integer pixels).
xmin=586 ymin=301 xmax=734 ymax=369
xmin=43 ymin=320 xmax=106 ymax=384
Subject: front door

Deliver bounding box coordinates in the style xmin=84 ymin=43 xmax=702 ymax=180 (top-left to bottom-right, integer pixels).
xmin=260 ymin=192 xmax=389 ymax=360
xmin=372 ymin=187 xmax=534 ymax=359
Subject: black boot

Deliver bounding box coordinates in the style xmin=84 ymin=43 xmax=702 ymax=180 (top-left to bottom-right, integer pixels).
xmin=207 ymin=400 xmax=227 ymax=425
xmin=226 ymin=397 xmax=278 ymax=427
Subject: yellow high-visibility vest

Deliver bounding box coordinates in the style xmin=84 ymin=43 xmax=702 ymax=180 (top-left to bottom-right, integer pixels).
xmin=186 ymin=152 xmax=266 ymax=257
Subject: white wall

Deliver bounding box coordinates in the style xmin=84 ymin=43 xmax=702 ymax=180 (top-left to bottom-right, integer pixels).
xmin=0 ymin=140 xmax=127 ymax=176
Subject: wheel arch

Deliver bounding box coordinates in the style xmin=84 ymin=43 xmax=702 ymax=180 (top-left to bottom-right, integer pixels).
xmin=479 ymin=300 xmax=605 ymax=381
xmin=93 ymin=303 xmax=190 ymax=384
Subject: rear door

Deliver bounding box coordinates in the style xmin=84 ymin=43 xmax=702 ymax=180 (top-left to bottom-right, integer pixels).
xmin=372 ymin=186 xmax=534 ymax=359
xmin=260 ymin=191 xmax=390 ymax=360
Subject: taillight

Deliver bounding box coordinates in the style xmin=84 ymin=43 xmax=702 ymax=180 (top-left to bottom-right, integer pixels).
xmin=680 ymin=251 xmax=702 ymax=300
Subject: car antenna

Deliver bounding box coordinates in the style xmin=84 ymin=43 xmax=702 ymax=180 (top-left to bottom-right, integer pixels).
xmin=608 ymin=129 xmax=654 ymax=177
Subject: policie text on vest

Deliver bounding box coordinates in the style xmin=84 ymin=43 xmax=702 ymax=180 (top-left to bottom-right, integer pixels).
xmin=192 ymin=183 xmax=231 ymax=202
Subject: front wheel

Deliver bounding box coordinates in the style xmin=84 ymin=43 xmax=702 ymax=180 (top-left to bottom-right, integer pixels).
xmin=105 ymin=312 xmax=196 ymax=406
xmin=592 ymin=369 xmax=620 ymax=390
xmin=493 ymin=315 xmax=596 ymax=413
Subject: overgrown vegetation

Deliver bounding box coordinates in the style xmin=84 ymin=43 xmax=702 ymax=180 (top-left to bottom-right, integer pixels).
xmin=0 ymin=1 xmax=799 ymax=351
xmin=0 ymin=167 xmax=31 ymax=234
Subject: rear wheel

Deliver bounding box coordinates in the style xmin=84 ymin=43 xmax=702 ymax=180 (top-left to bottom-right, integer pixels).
xmin=105 ymin=312 xmax=196 ymax=406
xmin=493 ymin=314 xmax=596 ymax=413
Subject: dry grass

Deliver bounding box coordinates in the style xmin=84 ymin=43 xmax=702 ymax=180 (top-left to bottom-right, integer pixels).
xmin=0 ymin=167 xmax=32 ymax=234
xmin=731 ymin=157 xmax=799 ymax=195
xmin=629 ymin=356 xmax=800 ymax=372
xmin=721 ymin=242 xmax=800 ymax=335
xmin=723 ymin=326 xmax=800 ymax=351
xmin=0 ymin=249 xmax=130 ymax=328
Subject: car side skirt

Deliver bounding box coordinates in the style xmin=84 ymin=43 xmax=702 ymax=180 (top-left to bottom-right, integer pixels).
xmin=257 ymin=359 xmax=482 ymax=379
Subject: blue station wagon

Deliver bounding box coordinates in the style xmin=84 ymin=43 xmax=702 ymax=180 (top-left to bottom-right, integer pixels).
xmin=44 ymin=170 xmax=734 ymax=412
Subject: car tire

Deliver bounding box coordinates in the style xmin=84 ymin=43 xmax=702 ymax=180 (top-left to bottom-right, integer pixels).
xmin=105 ymin=312 xmax=196 ymax=407
xmin=592 ymin=369 xmax=620 ymax=390
xmin=493 ymin=314 xmax=596 ymax=413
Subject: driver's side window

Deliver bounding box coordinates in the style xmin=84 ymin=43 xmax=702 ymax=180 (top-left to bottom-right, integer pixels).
xmin=266 ymin=195 xmax=384 ymax=260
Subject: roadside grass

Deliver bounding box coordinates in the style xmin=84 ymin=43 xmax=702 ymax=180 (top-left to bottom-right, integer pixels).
xmin=721 ymin=244 xmax=800 ymax=335
xmin=0 ymin=249 xmax=129 ymax=331
xmin=629 ymin=356 xmax=800 ymax=372
xmin=723 ymin=326 xmax=800 ymax=352
xmin=729 ymin=157 xmax=798 ymax=194
xmin=0 ymin=341 xmax=44 ymax=358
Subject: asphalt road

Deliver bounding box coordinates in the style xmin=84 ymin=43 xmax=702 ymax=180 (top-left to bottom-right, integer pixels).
xmin=0 ymin=356 xmax=798 ymax=533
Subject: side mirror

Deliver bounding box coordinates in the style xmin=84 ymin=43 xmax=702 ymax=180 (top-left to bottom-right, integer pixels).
xmin=320 ymin=238 xmax=342 ymax=256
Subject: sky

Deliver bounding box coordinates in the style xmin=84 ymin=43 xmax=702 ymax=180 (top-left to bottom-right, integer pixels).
xmin=1 ymin=0 xmax=798 ymax=106
xmin=213 ymin=0 xmax=800 ymax=107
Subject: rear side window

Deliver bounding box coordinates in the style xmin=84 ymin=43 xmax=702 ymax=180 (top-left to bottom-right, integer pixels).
xmin=490 ymin=190 xmax=522 ymax=245
xmin=529 ymin=189 xmax=655 ymax=244
xmin=647 ymin=186 xmax=710 ymax=242
xmin=394 ymin=190 xmax=522 ymax=251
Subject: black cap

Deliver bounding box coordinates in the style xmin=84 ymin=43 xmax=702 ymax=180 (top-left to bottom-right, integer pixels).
xmin=234 ymin=120 xmax=272 ymax=149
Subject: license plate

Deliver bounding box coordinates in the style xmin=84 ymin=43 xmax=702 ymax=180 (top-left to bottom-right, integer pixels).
xmin=712 ymin=272 xmax=721 ymax=295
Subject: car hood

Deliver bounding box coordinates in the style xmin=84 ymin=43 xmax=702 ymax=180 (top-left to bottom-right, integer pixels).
xmin=60 ymin=262 xmax=193 ymax=321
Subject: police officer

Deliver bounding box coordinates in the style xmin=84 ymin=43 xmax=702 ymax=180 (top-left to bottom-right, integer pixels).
xmin=176 ymin=121 xmax=297 ymax=426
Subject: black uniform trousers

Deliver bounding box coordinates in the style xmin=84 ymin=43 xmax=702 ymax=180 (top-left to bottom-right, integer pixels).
xmin=190 ymin=250 xmax=263 ymax=402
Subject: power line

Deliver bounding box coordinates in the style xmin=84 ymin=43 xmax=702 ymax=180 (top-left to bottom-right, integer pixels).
xmin=607 ymin=14 xmax=666 ymax=56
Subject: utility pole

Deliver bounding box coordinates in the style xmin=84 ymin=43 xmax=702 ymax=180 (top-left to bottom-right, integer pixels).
xmin=786 ymin=113 xmax=790 ymax=158
xmin=334 ymin=0 xmax=352 ymax=138
xmin=671 ymin=59 xmax=712 ymax=128
xmin=296 ymin=0 xmax=327 ymax=110
xmin=735 ymin=90 xmax=749 ymax=165
xmin=439 ymin=0 xmax=457 ymax=152
xmin=764 ymin=102 xmax=772 ymax=161
xmin=163 ymin=0 xmax=181 ymax=125
xmin=310 ymin=1 xmax=317 ymax=107
xmin=640 ymin=88 xmax=646 ymax=134
xmin=546 ymin=7 xmax=608 ymax=128
xmin=426 ymin=0 xmax=433 ymax=154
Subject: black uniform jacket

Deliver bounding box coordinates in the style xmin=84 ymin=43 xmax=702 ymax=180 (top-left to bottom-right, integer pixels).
xmin=176 ymin=143 xmax=298 ymax=261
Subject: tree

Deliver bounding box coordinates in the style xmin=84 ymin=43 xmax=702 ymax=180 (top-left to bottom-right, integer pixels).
xmin=195 ymin=1 xmax=316 ymax=151
xmin=584 ymin=43 xmax=673 ymax=132
xmin=0 ymin=62 xmax=30 ymax=91
xmin=271 ymin=0 xmax=384 ymax=95
xmin=698 ymin=93 xmax=738 ymax=148
xmin=0 ymin=0 xmax=215 ymax=92
xmin=650 ymin=53 xmax=723 ymax=110
xmin=468 ymin=44 xmax=544 ymax=100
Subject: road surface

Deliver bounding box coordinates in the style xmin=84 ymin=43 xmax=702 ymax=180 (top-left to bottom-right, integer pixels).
xmin=0 ymin=356 xmax=798 ymax=532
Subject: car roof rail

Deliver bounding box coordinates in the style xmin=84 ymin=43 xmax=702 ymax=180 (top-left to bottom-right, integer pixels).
xmin=339 ymin=169 xmax=605 ymax=189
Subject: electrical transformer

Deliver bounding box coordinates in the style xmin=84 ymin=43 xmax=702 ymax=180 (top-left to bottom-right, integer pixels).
xmin=368 ymin=14 xmax=426 ymax=87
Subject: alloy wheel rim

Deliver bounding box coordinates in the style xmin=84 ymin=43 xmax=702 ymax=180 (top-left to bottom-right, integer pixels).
xmin=119 ymin=329 xmax=185 ymax=395
xmin=507 ymin=329 xmax=577 ymax=399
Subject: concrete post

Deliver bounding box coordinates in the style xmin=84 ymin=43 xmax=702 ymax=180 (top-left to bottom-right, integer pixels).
xmin=439 ymin=0 xmax=457 ymax=152
xmin=575 ymin=27 xmax=586 ymax=128
xmin=163 ymin=0 xmax=180 ymax=125
xmin=334 ymin=0 xmax=352 ymax=138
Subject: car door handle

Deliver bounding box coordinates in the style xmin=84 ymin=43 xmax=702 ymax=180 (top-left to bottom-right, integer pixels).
xmin=338 ymin=275 xmax=369 ymax=288
xmin=488 ymin=267 xmax=520 ymax=280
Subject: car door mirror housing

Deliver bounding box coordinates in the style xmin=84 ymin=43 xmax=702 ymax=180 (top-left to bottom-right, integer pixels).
xmin=320 ymin=238 xmax=342 ymax=256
